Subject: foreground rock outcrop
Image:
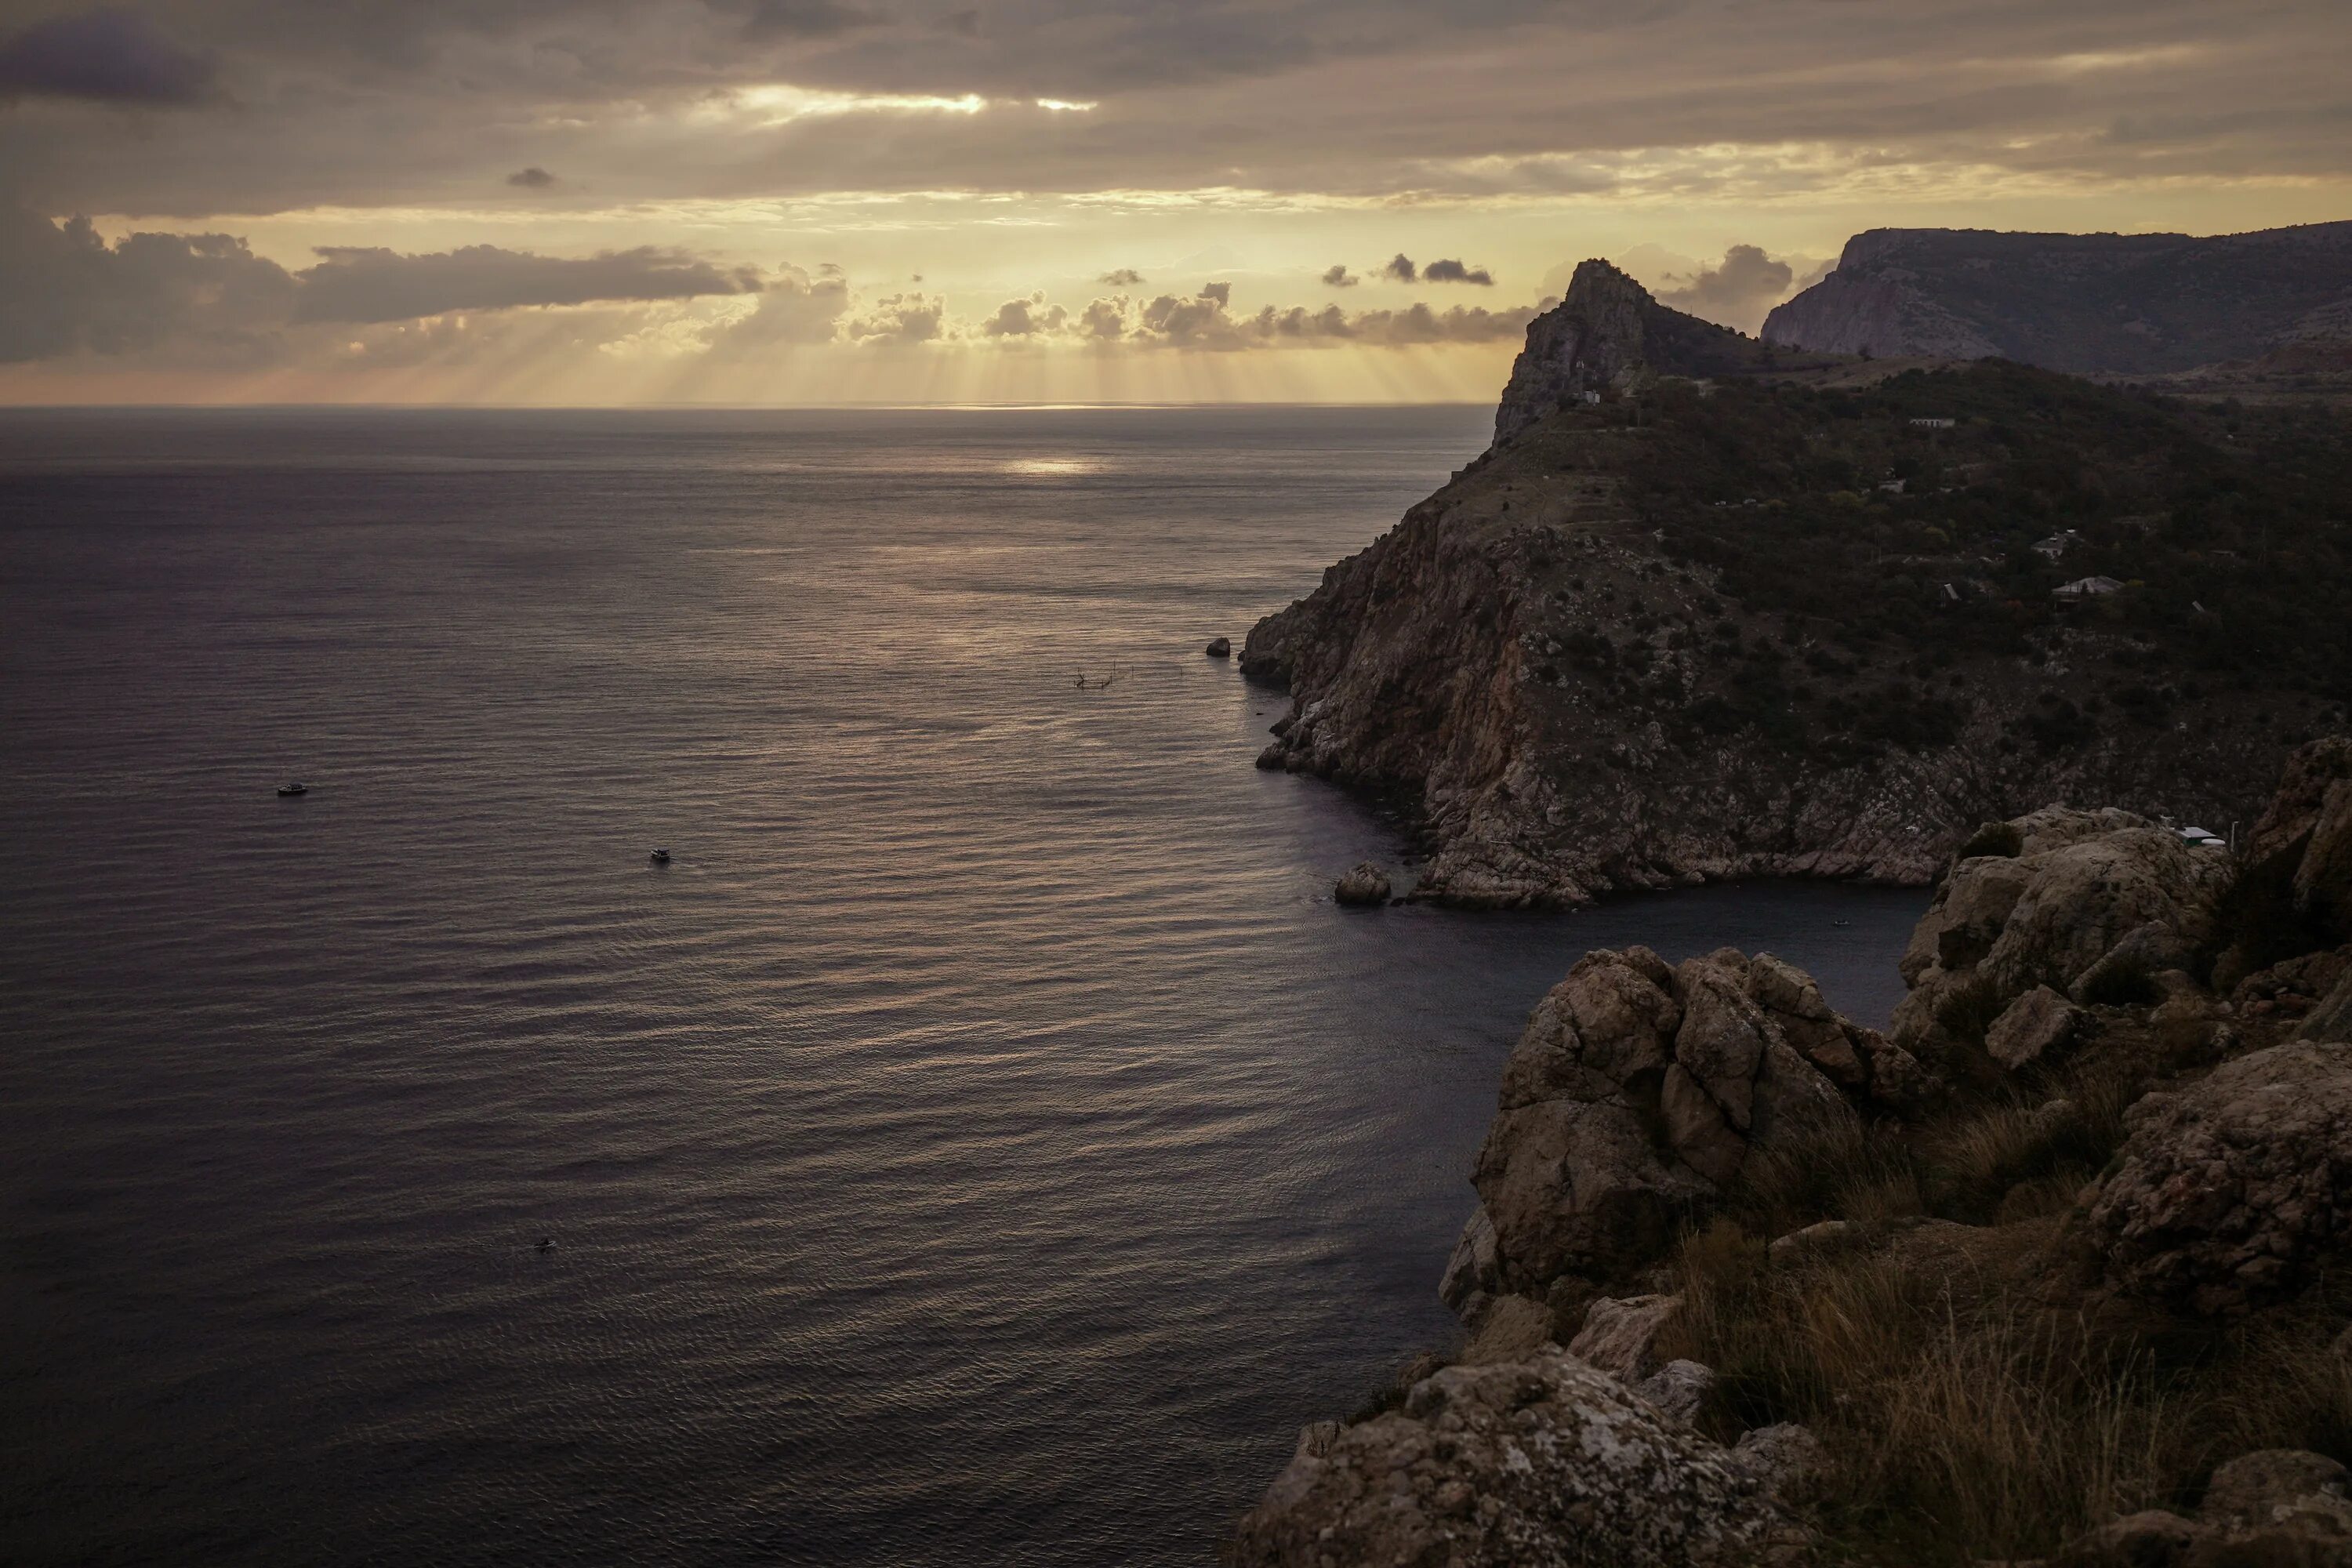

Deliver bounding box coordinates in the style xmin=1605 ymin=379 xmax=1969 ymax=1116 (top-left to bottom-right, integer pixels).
xmin=2082 ymin=1038 xmax=2352 ymax=1316
xmin=1229 ymin=1349 xmax=1813 ymax=1568
xmin=1449 ymin=945 xmax=1931 ymax=1320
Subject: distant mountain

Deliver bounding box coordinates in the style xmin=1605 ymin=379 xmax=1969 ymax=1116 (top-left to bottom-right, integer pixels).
xmin=1762 ymin=223 xmax=2352 ymax=374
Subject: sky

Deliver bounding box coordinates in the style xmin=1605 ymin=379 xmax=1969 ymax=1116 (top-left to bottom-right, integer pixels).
xmin=0 ymin=0 xmax=2347 ymax=405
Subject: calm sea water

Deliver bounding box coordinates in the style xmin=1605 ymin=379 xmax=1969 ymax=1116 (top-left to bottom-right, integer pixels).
xmin=0 ymin=407 xmax=1926 ymax=1567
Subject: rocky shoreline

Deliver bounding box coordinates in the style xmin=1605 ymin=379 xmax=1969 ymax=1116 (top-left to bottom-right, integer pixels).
xmin=1229 ymin=736 xmax=2352 ymax=1566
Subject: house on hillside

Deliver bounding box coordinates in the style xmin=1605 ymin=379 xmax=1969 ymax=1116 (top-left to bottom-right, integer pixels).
xmin=2053 ymin=575 xmax=2125 ymax=601
xmin=2032 ymin=530 xmax=2082 ymax=561
xmin=1909 ymin=417 xmax=1957 ymax=429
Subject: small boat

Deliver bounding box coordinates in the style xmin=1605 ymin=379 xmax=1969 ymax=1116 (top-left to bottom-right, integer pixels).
xmin=277 ymin=782 xmax=308 ymax=797
xmin=648 ymin=848 xmax=671 ymax=865
xmin=1831 ymin=919 xmax=1851 ymax=928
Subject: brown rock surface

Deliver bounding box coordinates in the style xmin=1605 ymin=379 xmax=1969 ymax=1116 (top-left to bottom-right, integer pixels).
xmin=2081 ymin=1039 xmax=2352 ymax=1314
xmin=1228 ymin=1349 xmax=1812 ymax=1568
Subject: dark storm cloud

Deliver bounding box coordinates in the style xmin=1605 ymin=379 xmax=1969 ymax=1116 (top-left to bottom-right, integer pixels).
xmin=1380 ymin=253 xmax=1416 ymax=283
xmin=1319 ymin=264 xmax=1356 ymax=287
xmin=0 ymin=201 xmax=289 ymax=362
xmin=0 ymin=7 xmax=215 ymax=104
xmin=506 ymin=166 xmax=559 ymax=188
xmin=291 ymin=244 xmax=762 ymax=323
xmin=735 ymin=0 xmax=888 ymax=41
xmin=1421 ymin=258 xmax=1493 ymax=285
xmin=0 ymin=203 xmax=771 ymax=361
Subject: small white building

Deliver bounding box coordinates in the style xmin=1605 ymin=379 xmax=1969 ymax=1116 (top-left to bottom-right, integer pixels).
xmin=1909 ymin=417 xmax=1957 ymax=429
xmin=2032 ymin=530 xmax=2082 ymax=561
xmin=1878 ymin=478 xmax=1907 ymax=495
xmin=2053 ymin=575 xmax=2125 ymax=600
xmin=1581 ymin=390 xmax=1602 ymax=405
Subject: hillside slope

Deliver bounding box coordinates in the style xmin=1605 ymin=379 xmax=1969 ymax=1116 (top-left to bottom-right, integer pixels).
xmin=1244 ymin=263 xmax=2352 ymax=906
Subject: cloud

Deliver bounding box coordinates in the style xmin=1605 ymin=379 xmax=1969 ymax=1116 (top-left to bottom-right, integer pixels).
xmin=1647 ymin=243 xmax=1822 ymax=332
xmin=0 ymin=203 xmax=292 ymax=364
xmin=506 ymin=167 xmax=558 ymax=189
xmin=1098 ymin=268 xmax=1144 ymax=285
xmin=737 ymin=0 xmax=887 ymax=42
xmin=1381 ymin=253 xmax=1417 ymax=283
xmin=1421 ymin=258 xmax=1493 ymax=285
xmin=0 ymin=8 xmax=215 ymax=105
xmin=291 ymin=244 xmax=763 ymax=323
xmin=700 ymin=263 xmax=848 ymax=351
xmin=1246 ymin=300 xmax=1535 ymax=346
xmin=984 ymin=294 xmax=1069 ymax=336
xmin=844 ymin=291 xmax=945 ymax=346
xmin=1320 ymin=264 xmax=1358 ymax=288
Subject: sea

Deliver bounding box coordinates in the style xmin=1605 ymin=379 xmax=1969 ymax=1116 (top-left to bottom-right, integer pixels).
xmin=0 ymin=405 xmax=1927 ymax=1566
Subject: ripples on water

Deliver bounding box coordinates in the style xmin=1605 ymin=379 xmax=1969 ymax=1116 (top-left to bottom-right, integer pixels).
xmin=0 ymin=407 xmax=1926 ymax=1566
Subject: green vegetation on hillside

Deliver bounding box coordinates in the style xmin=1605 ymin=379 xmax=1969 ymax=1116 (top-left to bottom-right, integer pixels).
xmin=1600 ymin=364 xmax=2352 ymax=739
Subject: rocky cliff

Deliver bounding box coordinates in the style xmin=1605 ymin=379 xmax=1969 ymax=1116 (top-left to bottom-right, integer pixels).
xmin=1243 ymin=264 xmax=2351 ymax=908
xmin=1236 ymin=739 xmax=2352 ymax=1566
xmin=1762 ymin=222 xmax=2352 ymax=373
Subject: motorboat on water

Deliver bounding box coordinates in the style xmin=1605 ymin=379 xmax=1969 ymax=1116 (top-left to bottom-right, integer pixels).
xmin=277 ymin=782 xmax=308 ymax=797
xmin=648 ymin=848 xmax=672 ymax=865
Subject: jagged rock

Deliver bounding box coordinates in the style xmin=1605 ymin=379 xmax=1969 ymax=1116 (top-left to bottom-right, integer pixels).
xmin=1567 ymin=1294 xmax=1680 ymax=1380
xmin=1229 ymin=1349 xmax=1813 ymax=1568
xmin=1332 ymin=861 xmax=1391 ymax=906
xmin=1439 ymin=1204 xmax=1499 ymax=1310
xmin=1294 ymin=1421 xmax=1339 ymax=1461
xmin=1472 ymin=947 xmax=1904 ymax=1305
xmin=2080 ymin=1039 xmax=2352 ymax=1315
xmin=2254 ymin=737 xmax=2352 ymax=941
xmin=2304 ymin=969 xmax=2352 ymax=1044
xmin=1493 ymin=259 xmax=1771 ymax=445
xmin=1731 ymin=1424 xmax=1830 ymax=1499
xmin=1894 ymin=809 xmax=2230 ymax=1055
xmin=1987 ymin=985 xmax=2092 ymax=1070
xmin=1633 ymin=1359 xmax=1715 ymax=1425
xmin=1204 ymin=636 xmax=1232 ymax=658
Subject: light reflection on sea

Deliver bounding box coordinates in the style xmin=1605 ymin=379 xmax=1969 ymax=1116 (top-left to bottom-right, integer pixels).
xmin=0 ymin=406 xmax=1926 ymax=1566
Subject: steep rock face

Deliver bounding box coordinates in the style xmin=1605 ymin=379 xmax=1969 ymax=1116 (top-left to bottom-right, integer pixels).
xmin=1762 ymin=223 xmax=2352 ymax=373
xmin=1494 ymin=259 xmax=1769 ymax=445
xmin=1454 ymin=946 xmax=1929 ymax=1315
xmin=1229 ymin=1349 xmax=1813 ymax=1568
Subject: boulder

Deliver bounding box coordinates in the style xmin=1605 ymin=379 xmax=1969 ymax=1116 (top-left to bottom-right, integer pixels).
xmin=2050 ymin=1509 xmax=2210 ymax=1567
xmin=1204 ymin=636 xmax=1232 ymax=657
xmin=2201 ymin=1450 xmax=2352 ymax=1535
xmin=1333 ymin=861 xmax=1392 ymax=906
xmin=1461 ymin=1294 xmax=1555 ymax=1364
xmin=2303 ymin=968 xmax=2352 ymax=1044
xmin=1731 ymin=1424 xmax=1830 ymax=1499
xmin=1567 ymin=1293 xmax=1680 ymax=1380
xmin=1633 ymin=1359 xmax=1715 ymax=1425
xmin=2080 ymin=1039 xmax=2352 ymax=1314
xmin=1893 ymin=808 xmax=2230 ymax=1057
xmin=1471 ymin=947 xmax=1898 ymax=1304
xmin=1987 ymin=985 xmax=2092 ymax=1070
xmin=1229 ymin=1349 xmax=1813 ymax=1568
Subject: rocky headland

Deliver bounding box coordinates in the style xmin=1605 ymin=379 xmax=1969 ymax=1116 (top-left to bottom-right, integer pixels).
xmin=1232 ymin=736 xmax=2352 ymax=1566
xmin=1761 ymin=223 xmax=2352 ymax=375
xmin=1245 ymin=259 xmax=2350 ymax=907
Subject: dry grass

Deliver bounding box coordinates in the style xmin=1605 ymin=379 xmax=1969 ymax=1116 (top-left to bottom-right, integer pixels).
xmin=1649 ymin=1052 xmax=2352 ymax=1564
